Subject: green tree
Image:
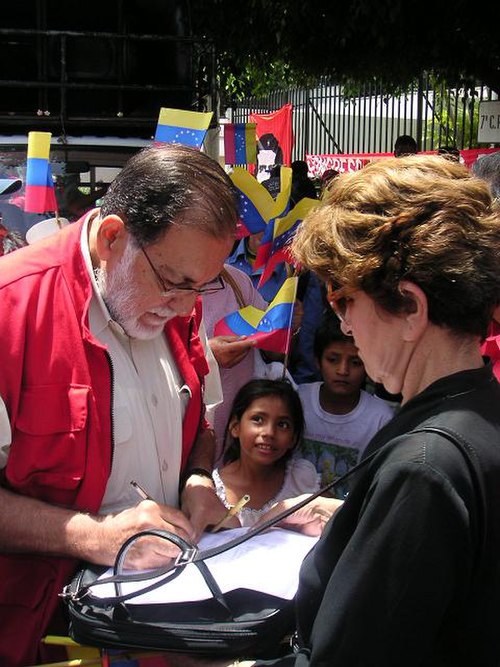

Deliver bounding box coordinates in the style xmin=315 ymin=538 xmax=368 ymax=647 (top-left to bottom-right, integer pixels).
xmin=190 ymin=0 xmax=500 ymax=99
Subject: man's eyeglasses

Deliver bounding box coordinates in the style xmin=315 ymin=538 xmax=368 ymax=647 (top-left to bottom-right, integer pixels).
xmin=326 ymin=282 xmax=356 ymax=322
xmin=141 ymin=246 xmax=225 ymax=297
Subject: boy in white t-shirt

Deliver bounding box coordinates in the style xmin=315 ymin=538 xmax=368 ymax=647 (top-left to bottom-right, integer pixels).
xmin=297 ymin=314 xmax=396 ymax=493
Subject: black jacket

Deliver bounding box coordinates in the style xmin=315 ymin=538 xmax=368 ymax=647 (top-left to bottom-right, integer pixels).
xmin=261 ymin=365 xmax=500 ymax=666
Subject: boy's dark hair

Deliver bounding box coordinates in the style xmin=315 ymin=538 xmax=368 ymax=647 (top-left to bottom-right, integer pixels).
xmin=222 ymin=379 xmax=305 ymax=464
xmin=313 ymin=312 xmax=356 ymax=361
xmin=394 ymin=135 xmax=417 ymax=157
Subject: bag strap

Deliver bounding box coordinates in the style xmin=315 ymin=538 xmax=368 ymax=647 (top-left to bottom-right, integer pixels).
xmin=221 ymin=267 xmax=246 ymax=309
xmin=67 ymin=451 xmax=378 ymax=605
xmin=66 ymin=422 xmax=489 ymax=613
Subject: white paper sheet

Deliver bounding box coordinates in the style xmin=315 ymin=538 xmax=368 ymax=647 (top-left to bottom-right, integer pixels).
xmin=93 ymin=527 xmax=318 ymax=604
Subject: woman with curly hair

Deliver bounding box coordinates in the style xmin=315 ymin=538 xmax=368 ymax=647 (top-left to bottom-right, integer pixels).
xmin=232 ymin=155 xmax=500 ymax=667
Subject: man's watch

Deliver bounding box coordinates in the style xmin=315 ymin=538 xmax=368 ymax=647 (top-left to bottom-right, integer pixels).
xmin=179 ymin=467 xmax=214 ymax=493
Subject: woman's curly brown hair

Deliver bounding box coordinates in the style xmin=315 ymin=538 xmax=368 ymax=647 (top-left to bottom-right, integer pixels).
xmin=292 ymin=154 xmax=500 ymax=338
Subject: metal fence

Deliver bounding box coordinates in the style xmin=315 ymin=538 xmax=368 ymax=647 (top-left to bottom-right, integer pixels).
xmin=232 ymin=73 xmax=498 ymax=159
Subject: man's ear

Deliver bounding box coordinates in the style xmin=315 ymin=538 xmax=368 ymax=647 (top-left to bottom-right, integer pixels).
xmin=94 ymin=215 xmax=127 ymax=261
xmin=398 ymin=280 xmax=428 ymax=342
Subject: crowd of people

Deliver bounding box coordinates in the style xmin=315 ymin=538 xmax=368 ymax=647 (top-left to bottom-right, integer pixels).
xmin=0 ymin=142 xmax=499 ymax=667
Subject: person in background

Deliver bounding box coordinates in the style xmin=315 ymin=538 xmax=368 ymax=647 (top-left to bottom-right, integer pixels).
xmin=437 ymin=144 xmax=461 ymax=162
xmin=212 ymin=379 xmax=320 ymax=528
xmin=288 ymin=271 xmax=327 ymax=385
xmin=0 ymin=176 xmax=45 ymax=242
xmin=202 ymin=264 xmax=267 ymax=464
xmin=393 ymin=134 xmax=418 ymax=157
xmin=262 ymin=164 xmax=282 ymax=199
xmin=472 ymin=150 xmax=500 ymax=381
xmin=297 ymin=313 xmax=395 ymax=494
xmin=0 ymin=211 xmax=26 ymax=255
xmin=226 ymin=230 xmax=288 ymax=303
xmin=0 ymin=144 xmax=238 ymax=667
xmin=290 ymin=160 xmax=317 ymax=207
xmin=471 ymin=150 xmax=500 ymax=200
xmin=319 ymin=168 xmax=339 ymax=197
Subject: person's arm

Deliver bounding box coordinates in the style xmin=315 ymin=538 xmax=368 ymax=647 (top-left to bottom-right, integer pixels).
xmin=179 ymin=426 xmax=227 ymax=538
xmin=254 ymin=494 xmax=344 ymax=536
xmin=209 ymin=335 xmax=256 ymax=369
xmin=0 ymin=484 xmax=196 ymax=569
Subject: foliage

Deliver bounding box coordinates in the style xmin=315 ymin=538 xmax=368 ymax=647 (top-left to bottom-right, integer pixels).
xmin=190 ymin=0 xmax=500 ymax=99
xmin=423 ymin=77 xmax=482 ymax=149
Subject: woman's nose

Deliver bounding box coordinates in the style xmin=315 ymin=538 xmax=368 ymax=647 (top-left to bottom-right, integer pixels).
xmin=340 ymin=318 xmax=352 ymax=336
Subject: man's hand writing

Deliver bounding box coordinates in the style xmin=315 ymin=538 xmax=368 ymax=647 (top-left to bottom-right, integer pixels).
xmin=72 ymin=500 xmax=196 ymax=570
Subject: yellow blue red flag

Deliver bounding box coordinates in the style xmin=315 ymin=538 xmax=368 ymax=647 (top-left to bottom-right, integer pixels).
xmin=214 ymin=276 xmax=298 ymax=354
xmin=224 ymin=123 xmax=257 ymax=165
xmin=24 ymin=131 xmax=57 ymax=214
xmin=255 ymin=197 xmax=320 ymax=287
xmin=154 ymin=107 xmax=213 ymax=149
xmin=230 ymin=166 xmax=292 ymax=238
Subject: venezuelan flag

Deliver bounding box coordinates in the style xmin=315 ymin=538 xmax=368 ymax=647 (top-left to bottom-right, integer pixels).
xmin=224 ymin=123 xmax=257 ymax=165
xmin=256 ymin=197 xmax=320 ymax=288
xmin=230 ymin=167 xmax=292 ymax=239
xmin=24 ymin=131 xmax=57 ymax=214
xmin=214 ymin=277 xmax=298 ymax=354
xmin=154 ymin=107 xmax=213 ymax=149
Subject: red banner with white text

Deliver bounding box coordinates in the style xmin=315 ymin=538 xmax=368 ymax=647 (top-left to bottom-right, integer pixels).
xmin=306 ymin=147 xmax=500 ymax=177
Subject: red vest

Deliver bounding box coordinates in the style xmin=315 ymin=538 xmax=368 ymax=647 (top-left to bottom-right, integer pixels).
xmin=0 ymin=219 xmax=209 ymax=666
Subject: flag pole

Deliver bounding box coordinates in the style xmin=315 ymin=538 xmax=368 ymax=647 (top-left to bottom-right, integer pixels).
xmin=281 ymin=271 xmax=299 ymax=380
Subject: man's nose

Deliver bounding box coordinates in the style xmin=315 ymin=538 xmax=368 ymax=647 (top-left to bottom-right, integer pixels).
xmin=168 ymin=291 xmax=197 ymax=316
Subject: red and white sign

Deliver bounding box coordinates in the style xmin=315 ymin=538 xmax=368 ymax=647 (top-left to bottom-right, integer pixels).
xmin=306 ymin=147 xmax=500 ymax=177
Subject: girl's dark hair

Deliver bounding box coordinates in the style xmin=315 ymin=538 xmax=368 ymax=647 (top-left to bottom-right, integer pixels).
xmin=222 ymin=379 xmax=305 ymax=465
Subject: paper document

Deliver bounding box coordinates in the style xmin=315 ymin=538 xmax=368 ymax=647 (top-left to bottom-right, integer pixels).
xmin=94 ymin=527 xmax=318 ymax=604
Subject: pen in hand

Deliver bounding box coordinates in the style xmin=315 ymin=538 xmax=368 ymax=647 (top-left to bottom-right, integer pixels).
xmin=212 ymin=494 xmax=251 ymax=533
xmin=130 ymin=480 xmax=154 ymax=501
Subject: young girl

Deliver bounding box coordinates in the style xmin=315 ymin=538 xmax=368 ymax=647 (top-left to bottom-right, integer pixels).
xmin=212 ymin=378 xmax=320 ymax=527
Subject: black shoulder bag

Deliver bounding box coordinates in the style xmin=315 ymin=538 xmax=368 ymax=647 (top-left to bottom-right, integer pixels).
xmin=63 ymin=425 xmax=486 ymax=659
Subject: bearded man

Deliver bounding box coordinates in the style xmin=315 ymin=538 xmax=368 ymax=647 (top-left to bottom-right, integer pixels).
xmin=0 ymin=144 xmax=238 ymax=666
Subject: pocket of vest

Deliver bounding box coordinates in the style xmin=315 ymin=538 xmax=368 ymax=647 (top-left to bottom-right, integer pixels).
xmin=9 ymin=384 xmax=90 ymax=496
xmin=16 ymin=384 xmax=89 ymax=435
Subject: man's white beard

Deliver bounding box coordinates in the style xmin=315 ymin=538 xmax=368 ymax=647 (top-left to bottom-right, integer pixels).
xmin=95 ymin=241 xmax=176 ymax=340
